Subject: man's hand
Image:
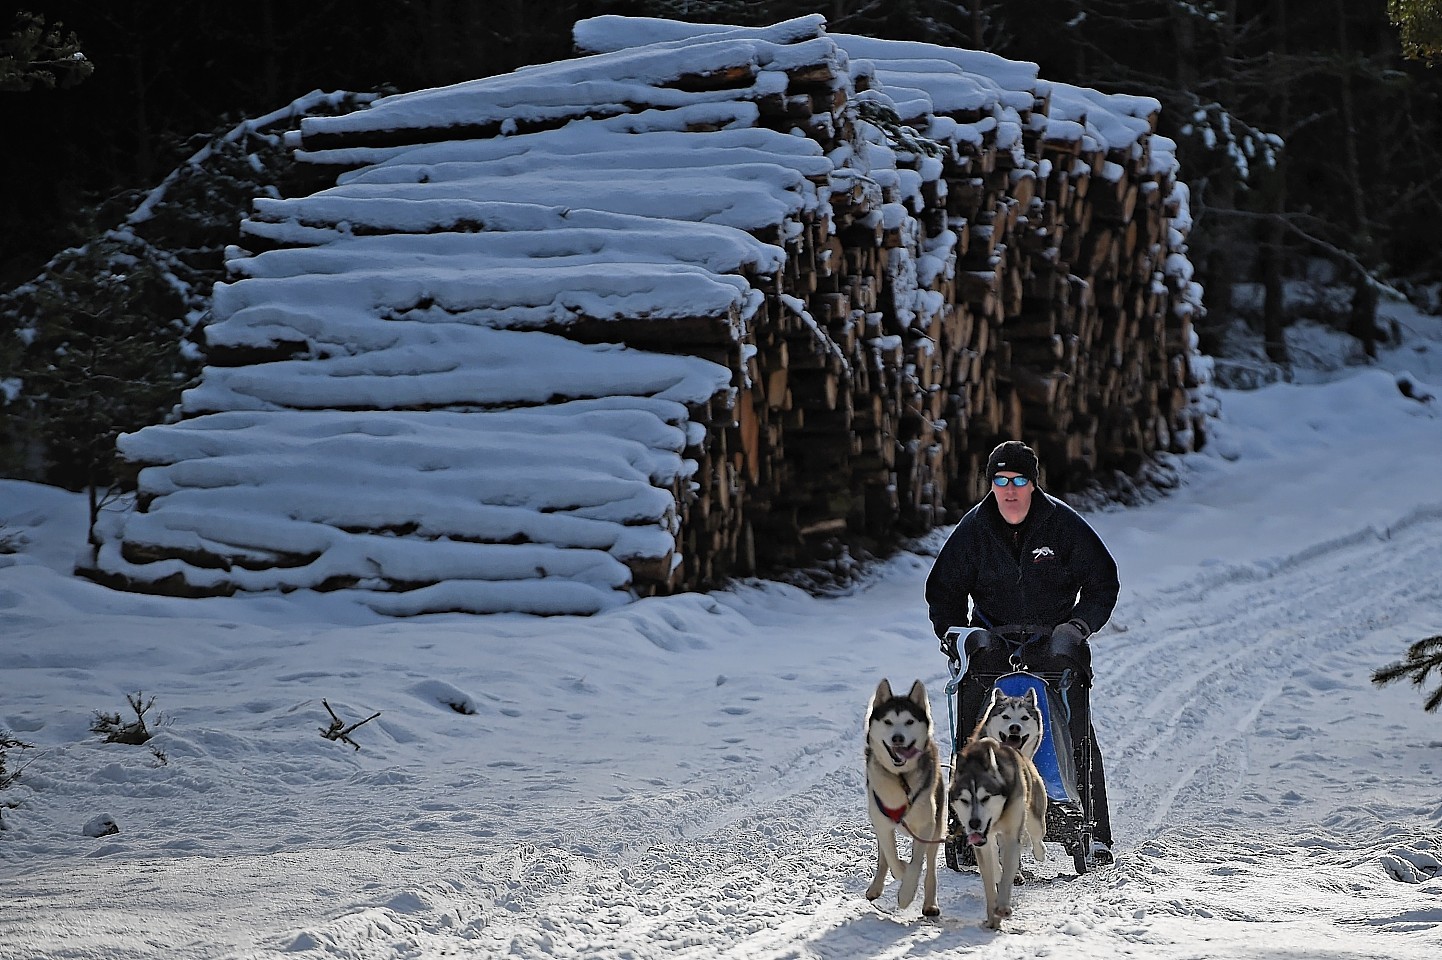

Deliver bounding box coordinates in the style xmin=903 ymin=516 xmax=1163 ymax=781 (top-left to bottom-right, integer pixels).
xmin=940 ymin=631 xmax=959 ymax=660
xmin=1051 ymin=618 xmax=1091 ymax=648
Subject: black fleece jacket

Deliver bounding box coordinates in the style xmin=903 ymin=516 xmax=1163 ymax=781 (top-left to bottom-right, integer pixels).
xmin=925 ymin=490 xmax=1119 ymax=639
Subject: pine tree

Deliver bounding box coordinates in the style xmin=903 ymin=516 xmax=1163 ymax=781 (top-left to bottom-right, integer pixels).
xmin=1390 ymin=0 xmax=1442 ymax=61
xmin=0 ymin=10 xmax=92 ymax=91
xmin=10 ymin=239 xmax=197 ymax=539
xmin=1372 ymin=634 xmax=1442 ymax=713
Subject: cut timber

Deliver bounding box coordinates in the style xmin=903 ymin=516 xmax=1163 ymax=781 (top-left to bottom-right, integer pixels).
xmin=85 ymin=17 xmax=1210 ymax=613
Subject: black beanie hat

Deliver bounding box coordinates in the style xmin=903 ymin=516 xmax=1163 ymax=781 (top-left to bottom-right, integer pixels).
xmin=986 ymin=440 xmax=1039 ymax=485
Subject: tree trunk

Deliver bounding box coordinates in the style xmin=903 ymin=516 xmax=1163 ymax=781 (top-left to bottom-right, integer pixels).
xmin=1262 ymin=0 xmax=1290 ymax=369
xmin=1260 ymin=225 xmax=1289 ymax=369
xmin=1334 ymin=0 xmax=1377 ymax=357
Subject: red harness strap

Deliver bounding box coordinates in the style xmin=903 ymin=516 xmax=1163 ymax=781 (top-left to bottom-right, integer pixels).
xmin=873 ymin=791 xmax=908 ymax=823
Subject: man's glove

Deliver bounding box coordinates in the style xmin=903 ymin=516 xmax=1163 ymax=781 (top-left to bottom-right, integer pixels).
xmin=1050 ymin=618 xmax=1091 ymax=649
xmin=940 ymin=630 xmax=959 ymax=660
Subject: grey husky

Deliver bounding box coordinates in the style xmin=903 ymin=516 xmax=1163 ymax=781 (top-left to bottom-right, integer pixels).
xmin=949 ymin=733 xmax=1047 ymax=930
xmin=864 ymin=678 xmax=945 ymax=917
xmin=977 ymin=687 xmax=1043 ymax=760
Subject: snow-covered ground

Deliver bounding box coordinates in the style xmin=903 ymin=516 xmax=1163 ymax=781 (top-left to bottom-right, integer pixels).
xmin=2 ymin=298 xmax=1440 ymax=958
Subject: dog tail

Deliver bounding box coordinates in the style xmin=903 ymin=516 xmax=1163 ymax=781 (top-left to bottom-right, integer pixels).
xmin=1029 ymin=825 xmax=1046 ymax=862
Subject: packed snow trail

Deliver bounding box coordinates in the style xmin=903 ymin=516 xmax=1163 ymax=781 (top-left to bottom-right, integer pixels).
xmin=222 ymin=515 xmax=1442 ymax=959
xmin=1 ymin=504 xmax=1439 ymax=959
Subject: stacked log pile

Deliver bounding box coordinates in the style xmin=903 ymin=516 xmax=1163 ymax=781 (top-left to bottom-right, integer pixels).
xmin=83 ymin=16 xmax=1211 ymax=614
xmin=825 ymin=34 xmax=1209 ymax=520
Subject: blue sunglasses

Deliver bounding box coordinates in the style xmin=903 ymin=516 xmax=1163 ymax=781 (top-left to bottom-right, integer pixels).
xmin=992 ymin=475 xmax=1031 ymax=487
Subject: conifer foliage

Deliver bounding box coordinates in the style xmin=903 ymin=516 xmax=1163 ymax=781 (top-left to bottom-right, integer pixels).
xmin=0 ymin=10 xmax=92 ymax=91
xmin=1390 ymin=0 xmax=1442 ymax=61
xmin=9 ymin=239 xmax=196 ymax=540
xmin=1372 ymin=633 xmax=1442 ymax=714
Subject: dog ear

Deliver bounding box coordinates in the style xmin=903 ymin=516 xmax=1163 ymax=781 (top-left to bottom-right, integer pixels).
xmin=907 ymin=679 xmax=930 ymax=717
xmin=1024 ymin=688 xmax=1040 ymax=710
xmin=968 ymin=686 xmax=1002 ymax=742
xmin=866 ymin=678 xmax=892 ymax=729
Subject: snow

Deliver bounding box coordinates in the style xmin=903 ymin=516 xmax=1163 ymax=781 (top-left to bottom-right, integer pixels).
xmin=574 ymin=16 xmax=1163 ymax=165
xmin=105 ymin=403 xmax=696 ymax=604
xmin=297 ymin=28 xmax=844 ymax=141
xmin=2 ymin=298 xmax=1440 ymax=958
xmin=575 ymin=15 xmax=1040 ymax=112
xmin=264 ymin=165 xmax=824 ymax=232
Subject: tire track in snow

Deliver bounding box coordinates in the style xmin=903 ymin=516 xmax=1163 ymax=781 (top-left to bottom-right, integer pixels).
xmin=240 ymin=514 xmax=1442 ymax=960
xmin=1098 ymin=514 xmax=1442 ymax=837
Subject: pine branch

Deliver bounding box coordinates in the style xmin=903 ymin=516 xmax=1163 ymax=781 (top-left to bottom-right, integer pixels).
xmin=1205 ymin=207 xmax=1406 ymax=298
xmin=0 ymin=11 xmax=93 ymax=91
xmin=90 ymin=692 xmax=157 ymax=744
xmin=0 ymin=730 xmax=36 ymax=790
xmin=1372 ymin=634 xmax=1442 ymax=713
xmin=319 ymin=699 xmax=381 ymax=750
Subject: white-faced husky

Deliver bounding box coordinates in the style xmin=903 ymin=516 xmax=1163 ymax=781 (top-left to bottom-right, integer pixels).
xmin=977 ymin=687 xmax=1043 ymax=760
xmin=864 ymin=678 xmax=945 ymax=917
xmin=949 ymin=735 xmax=1048 ymax=930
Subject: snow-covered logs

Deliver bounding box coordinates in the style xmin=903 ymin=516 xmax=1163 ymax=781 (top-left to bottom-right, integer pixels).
xmin=82 ymin=15 xmax=1210 ymax=614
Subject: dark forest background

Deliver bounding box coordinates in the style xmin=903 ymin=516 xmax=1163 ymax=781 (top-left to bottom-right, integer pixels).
xmin=2 ymin=0 xmax=1440 ymax=492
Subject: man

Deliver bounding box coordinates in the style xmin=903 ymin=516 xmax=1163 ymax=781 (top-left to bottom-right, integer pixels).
xmin=925 ymin=439 xmax=1119 ymax=863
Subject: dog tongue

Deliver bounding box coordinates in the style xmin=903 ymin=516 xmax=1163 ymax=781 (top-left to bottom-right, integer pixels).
xmin=894 ymin=744 xmax=918 ymax=760
xmin=967 ymin=832 xmax=986 ymax=846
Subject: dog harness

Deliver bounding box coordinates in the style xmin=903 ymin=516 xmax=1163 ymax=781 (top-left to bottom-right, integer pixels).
xmin=872 ymin=773 xmax=950 ymax=845
xmin=873 ymin=791 xmax=909 ymax=823
xmin=873 ymin=770 xmax=913 ymax=822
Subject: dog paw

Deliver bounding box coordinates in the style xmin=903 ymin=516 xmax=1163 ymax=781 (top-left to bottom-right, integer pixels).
xmin=864 ymin=887 xmax=883 ymax=901
xmin=983 ymin=909 xmax=1010 ymax=931
xmin=922 ymin=905 xmax=940 ymax=918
